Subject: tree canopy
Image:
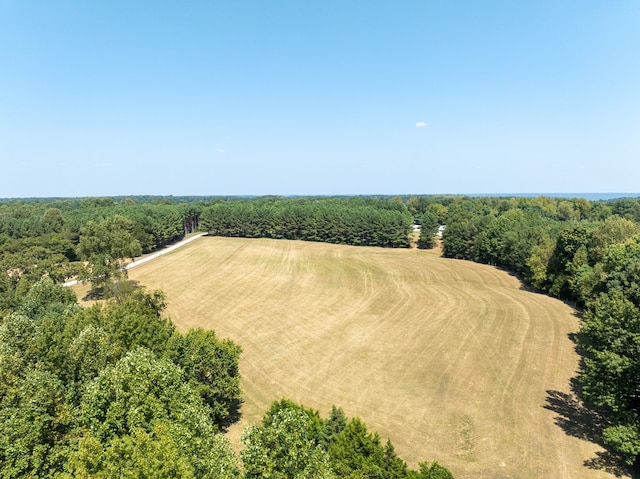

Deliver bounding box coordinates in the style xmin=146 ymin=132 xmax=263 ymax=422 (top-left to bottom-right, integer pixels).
xmin=0 ymin=278 xmax=242 ymax=478
xmin=201 ymin=197 xmax=413 ymax=248
xmin=242 ymin=400 xmax=454 ymax=479
xmin=423 ymin=194 xmax=640 ymax=470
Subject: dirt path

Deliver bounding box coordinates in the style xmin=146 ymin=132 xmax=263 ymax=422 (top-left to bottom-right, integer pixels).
xmin=63 ymin=232 xmax=207 ymax=287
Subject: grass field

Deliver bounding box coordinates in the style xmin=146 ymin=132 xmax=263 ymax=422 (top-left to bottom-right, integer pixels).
xmin=74 ymin=236 xmax=623 ymax=479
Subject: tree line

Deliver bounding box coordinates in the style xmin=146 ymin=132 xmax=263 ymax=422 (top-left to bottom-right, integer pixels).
xmin=1 ymin=196 xmax=416 ymax=311
xmin=0 ymin=195 xmax=453 ymax=478
xmin=201 ymin=197 xmax=413 ymax=248
xmin=0 ymin=198 xmax=206 ymax=310
xmin=407 ymin=194 xmax=640 ymax=471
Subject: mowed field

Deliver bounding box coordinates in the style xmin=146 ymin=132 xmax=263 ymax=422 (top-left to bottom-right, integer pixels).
xmin=76 ymin=236 xmax=621 ymax=479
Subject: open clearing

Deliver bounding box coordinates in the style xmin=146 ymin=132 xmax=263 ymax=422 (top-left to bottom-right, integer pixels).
xmin=76 ymin=236 xmax=622 ymax=479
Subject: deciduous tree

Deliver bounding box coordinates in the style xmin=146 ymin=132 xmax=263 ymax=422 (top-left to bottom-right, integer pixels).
xmin=76 ymin=215 xmax=142 ymax=292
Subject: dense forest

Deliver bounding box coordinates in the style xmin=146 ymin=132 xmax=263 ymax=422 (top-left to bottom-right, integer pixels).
xmin=0 ymin=196 xmax=452 ymax=478
xmin=200 ymin=197 xmax=413 ymax=248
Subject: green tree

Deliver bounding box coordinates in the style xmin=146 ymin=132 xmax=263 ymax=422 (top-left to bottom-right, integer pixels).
xmin=93 ymin=289 xmax=174 ymax=357
xmin=578 ymin=237 xmax=640 ymax=469
xmin=241 ymin=408 xmax=336 ymax=479
xmin=418 ymin=461 xmax=455 ymax=479
xmin=417 ymin=212 xmax=439 ymax=249
xmin=601 ymin=238 xmax=640 ymax=306
xmin=580 ymin=290 xmax=640 ymax=468
xmin=328 ymin=417 xmax=409 ymax=478
xmin=442 ymin=213 xmax=492 ymax=260
xmin=557 ymin=200 xmax=580 ymax=221
xmin=165 ymin=328 xmax=242 ymax=426
xmin=66 ymin=422 xmax=198 ymax=479
xmin=77 ymin=347 xmax=240 ymax=478
xmin=17 ymin=276 xmax=77 ymax=320
xmin=68 ymin=326 xmax=119 ymax=387
xmin=0 ymin=370 xmax=73 ymax=478
xmin=546 ymin=223 xmax=593 ymax=298
xmin=323 ymin=405 xmax=347 ymax=441
xmin=76 ymin=215 xmax=142 ymax=292
xmin=246 ymin=400 xmax=455 ymax=478
xmin=589 ymin=216 xmax=640 ymax=264
xmin=42 ymin=207 xmax=65 ymax=233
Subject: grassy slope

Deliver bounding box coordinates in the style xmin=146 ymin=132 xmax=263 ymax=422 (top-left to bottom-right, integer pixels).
xmin=76 ymin=236 xmax=621 ymax=479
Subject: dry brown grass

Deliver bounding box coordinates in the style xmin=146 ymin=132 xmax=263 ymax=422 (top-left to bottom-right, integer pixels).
xmin=74 ymin=236 xmax=624 ymax=479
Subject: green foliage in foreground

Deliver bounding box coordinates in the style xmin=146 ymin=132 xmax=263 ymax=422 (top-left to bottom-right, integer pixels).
xmin=579 ymin=238 xmax=640 ymax=469
xmin=0 ymin=278 xmax=241 ymax=478
xmin=0 ymin=278 xmax=454 ymax=478
xmin=242 ymin=399 xmax=454 ymax=479
xmin=69 ymin=348 xmax=240 ymax=479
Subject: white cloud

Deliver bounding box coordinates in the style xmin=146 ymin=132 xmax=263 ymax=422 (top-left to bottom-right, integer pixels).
xmin=217 ymin=148 xmax=224 ymax=153
xmin=415 ymin=122 xmax=427 ymax=127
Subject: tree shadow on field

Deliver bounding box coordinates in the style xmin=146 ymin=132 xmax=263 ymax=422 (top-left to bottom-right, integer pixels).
xmin=83 ymin=286 xmax=106 ymax=301
xmin=544 ymin=332 xmax=633 ymax=478
xmin=494 ymin=266 xmax=552 ymax=297
xmin=219 ymin=399 xmax=243 ymax=432
xmin=82 ymin=279 xmax=142 ymax=302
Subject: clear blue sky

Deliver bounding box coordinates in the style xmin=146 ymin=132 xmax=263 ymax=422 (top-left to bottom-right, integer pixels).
xmin=1 ymin=1 xmax=639 ymax=197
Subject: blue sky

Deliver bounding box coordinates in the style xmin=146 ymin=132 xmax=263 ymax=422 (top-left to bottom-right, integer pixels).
xmin=1 ymin=1 xmax=639 ymax=197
